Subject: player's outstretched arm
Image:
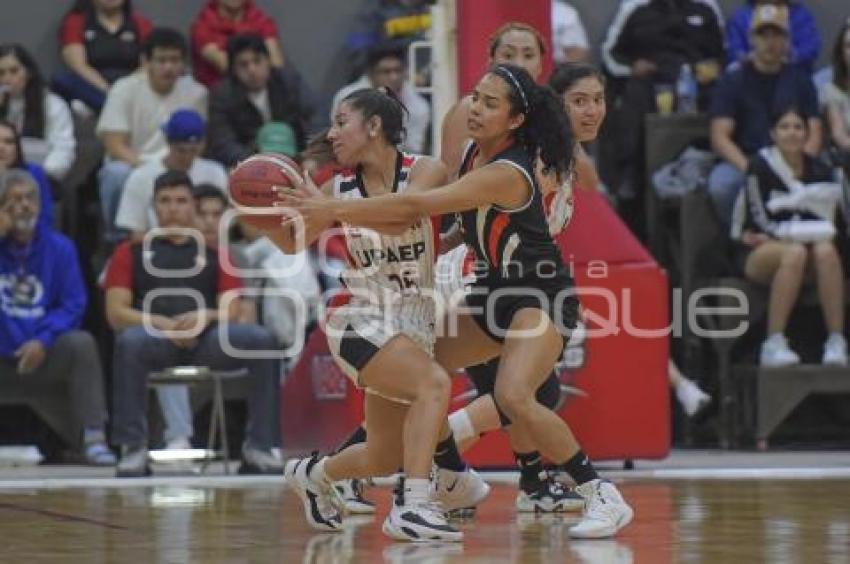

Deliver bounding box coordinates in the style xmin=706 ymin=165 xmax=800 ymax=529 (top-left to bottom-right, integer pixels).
xmin=278 ymin=162 xmax=529 ymax=233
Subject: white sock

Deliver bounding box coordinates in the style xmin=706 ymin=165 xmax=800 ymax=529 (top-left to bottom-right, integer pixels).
xmin=766 ymin=333 xmax=785 ymax=345
xmin=404 ymin=478 xmax=430 ymax=504
xmin=448 ymin=409 xmax=476 ymax=443
xmin=828 ymin=332 xmax=846 ymax=343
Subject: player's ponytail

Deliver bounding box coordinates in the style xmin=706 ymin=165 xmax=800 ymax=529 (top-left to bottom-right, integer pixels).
xmin=341 ymin=87 xmax=408 ymax=147
xmin=490 ymin=64 xmax=573 ymax=178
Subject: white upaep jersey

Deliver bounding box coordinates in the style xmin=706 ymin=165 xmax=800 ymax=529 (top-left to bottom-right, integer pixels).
xmin=333 ymin=152 xmax=438 ymax=309
xmin=324 ymin=152 xmax=439 ymax=401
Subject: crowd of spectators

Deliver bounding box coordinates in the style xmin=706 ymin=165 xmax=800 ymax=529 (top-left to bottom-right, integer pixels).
xmin=1 ymin=0 xmax=849 ymax=467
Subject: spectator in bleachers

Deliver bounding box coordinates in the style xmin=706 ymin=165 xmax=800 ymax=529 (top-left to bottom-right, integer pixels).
xmin=730 ymin=107 xmax=846 ymax=367
xmin=331 ymin=43 xmax=430 ymax=154
xmin=54 ymin=0 xmax=152 ymax=114
xmin=193 ymin=184 xmax=259 ymax=326
xmin=552 ymin=1 xmax=590 ymax=64
xmin=0 ymin=45 xmax=76 ymax=185
xmin=726 ymin=1 xmax=821 ymax=72
xmin=600 ymin=0 xmax=724 ymax=202
xmin=0 ymin=121 xmax=54 ymax=230
xmin=190 ymin=0 xmax=285 ymax=89
xmin=208 ymin=33 xmax=314 ymax=167
xmin=345 ymin=0 xmax=432 ymax=80
xmin=708 ymin=5 xmax=821 ymax=227
xmin=825 ymin=20 xmax=850 ymax=173
xmin=96 ymin=28 xmax=207 ymax=243
xmin=115 ymin=109 xmax=227 ymax=239
xmin=105 ymin=170 xmax=281 ymax=477
xmin=0 ymin=169 xmax=114 ymax=466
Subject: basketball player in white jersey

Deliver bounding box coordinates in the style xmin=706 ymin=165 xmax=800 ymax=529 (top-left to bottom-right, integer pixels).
xmin=267 ymin=88 xmax=463 ymax=542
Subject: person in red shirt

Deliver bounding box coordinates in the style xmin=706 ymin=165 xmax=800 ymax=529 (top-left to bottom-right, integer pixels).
xmin=104 ymin=169 xmax=282 ymax=477
xmin=54 ymin=0 xmax=152 ymax=112
xmin=191 ymin=0 xmax=285 ymax=88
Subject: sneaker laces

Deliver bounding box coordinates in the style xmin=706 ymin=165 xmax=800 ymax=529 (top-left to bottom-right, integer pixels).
xmin=583 ymin=483 xmax=621 ymax=523
xmin=410 ymin=498 xmax=451 ymax=526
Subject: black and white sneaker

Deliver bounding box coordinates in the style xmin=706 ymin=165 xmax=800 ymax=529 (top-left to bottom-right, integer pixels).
xmin=333 ymin=479 xmax=375 ymax=514
xmin=516 ymin=472 xmax=585 ymax=513
xmin=382 ymin=478 xmax=463 ymax=543
xmin=284 ymin=454 xmax=342 ymax=532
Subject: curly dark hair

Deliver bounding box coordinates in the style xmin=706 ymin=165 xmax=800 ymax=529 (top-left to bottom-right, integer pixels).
xmin=489 ymin=64 xmax=573 ymax=177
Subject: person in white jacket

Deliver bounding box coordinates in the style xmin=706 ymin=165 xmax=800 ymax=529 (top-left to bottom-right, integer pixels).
xmin=0 ymin=44 xmax=75 ymax=182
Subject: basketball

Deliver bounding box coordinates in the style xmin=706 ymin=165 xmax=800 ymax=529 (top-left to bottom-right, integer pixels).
xmin=228 ymin=153 xmax=302 ymax=230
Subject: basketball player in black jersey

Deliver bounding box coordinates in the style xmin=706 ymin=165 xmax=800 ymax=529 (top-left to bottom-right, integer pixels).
xmin=280 ymin=65 xmax=634 ymax=539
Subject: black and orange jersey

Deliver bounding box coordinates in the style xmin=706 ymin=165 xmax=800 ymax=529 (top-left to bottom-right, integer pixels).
xmin=457 ymin=143 xmax=573 ymax=291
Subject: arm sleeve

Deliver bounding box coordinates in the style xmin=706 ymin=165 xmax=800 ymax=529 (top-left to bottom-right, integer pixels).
xmin=725 ymin=11 xmax=750 ymax=66
xmin=208 ymin=89 xmax=253 ymax=167
xmin=33 ymin=239 xmax=86 ymax=347
xmin=115 ymin=169 xmax=153 ymax=231
xmin=134 ymin=14 xmax=153 ymax=42
xmin=96 ymin=80 xmax=132 ymax=135
xmin=24 ymin=164 xmax=54 ymax=231
xmin=59 ymin=13 xmax=85 ymax=46
xmin=42 ymin=94 xmax=76 ymax=180
xmin=191 ymin=17 xmax=218 ymax=51
xmin=702 ymin=8 xmax=725 ymax=62
xmin=103 ymin=242 xmax=134 ymax=290
xmin=709 ymin=73 xmax=737 ymax=118
xmin=790 ymin=7 xmax=821 ymax=67
xmin=798 ymin=73 xmax=820 ymax=119
xmin=258 ymin=14 xmax=279 ymax=39
xmin=600 ymin=3 xmax=639 ymax=77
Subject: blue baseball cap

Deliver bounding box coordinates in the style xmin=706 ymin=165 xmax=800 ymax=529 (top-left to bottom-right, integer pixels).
xmin=162 ymin=109 xmax=206 ymax=142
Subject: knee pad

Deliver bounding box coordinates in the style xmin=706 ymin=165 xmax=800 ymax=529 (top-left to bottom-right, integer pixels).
xmin=535 ymin=371 xmax=561 ymax=411
xmin=465 ymin=358 xmax=499 ymax=397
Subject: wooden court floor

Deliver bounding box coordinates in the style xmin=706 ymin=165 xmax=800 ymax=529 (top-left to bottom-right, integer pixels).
xmin=0 ymin=478 xmax=848 ymax=563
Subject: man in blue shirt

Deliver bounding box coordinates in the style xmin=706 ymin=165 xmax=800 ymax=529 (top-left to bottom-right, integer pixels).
xmin=726 ymin=0 xmax=821 ymax=71
xmin=0 ymin=169 xmax=114 ymax=465
xmin=708 ymin=4 xmax=821 ymax=226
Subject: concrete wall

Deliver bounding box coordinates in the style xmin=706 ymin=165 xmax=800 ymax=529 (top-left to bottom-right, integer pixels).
xmin=1 ymin=0 xmax=847 ymax=107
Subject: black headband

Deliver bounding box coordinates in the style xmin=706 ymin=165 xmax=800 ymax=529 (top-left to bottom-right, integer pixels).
xmin=494 ymin=65 xmax=530 ymax=114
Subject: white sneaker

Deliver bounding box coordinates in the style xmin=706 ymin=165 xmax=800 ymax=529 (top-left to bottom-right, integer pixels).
xmin=432 ymin=466 xmax=491 ymax=513
xmin=760 ymin=334 xmax=801 ymax=367
xmin=823 ymin=333 xmax=848 ymax=366
xmin=164 ymin=437 xmax=192 ymax=450
xmin=569 ymin=480 xmax=634 ymax=539
xmin=675 ymin=378 xmax=711 ymax=417
xmin=516 ymin=472 xmax=585 ymax=513
xmin=283 ymin=454 xmax=342 ymax=532
xmin=382 ymin=480 xmax=463 ymax=542
xmin=333 ymin=479 xmax=375 ymax=514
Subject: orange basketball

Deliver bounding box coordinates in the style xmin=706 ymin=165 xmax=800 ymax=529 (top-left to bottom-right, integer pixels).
xmin=228 ymin=153 xmax=302 ymax=230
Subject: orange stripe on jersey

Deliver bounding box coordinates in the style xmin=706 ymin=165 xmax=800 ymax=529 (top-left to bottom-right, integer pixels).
xmin=430 ymin=215 xmax=441 ymax=264
xmin=488 ymin=212 xmax=510 ymax=266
